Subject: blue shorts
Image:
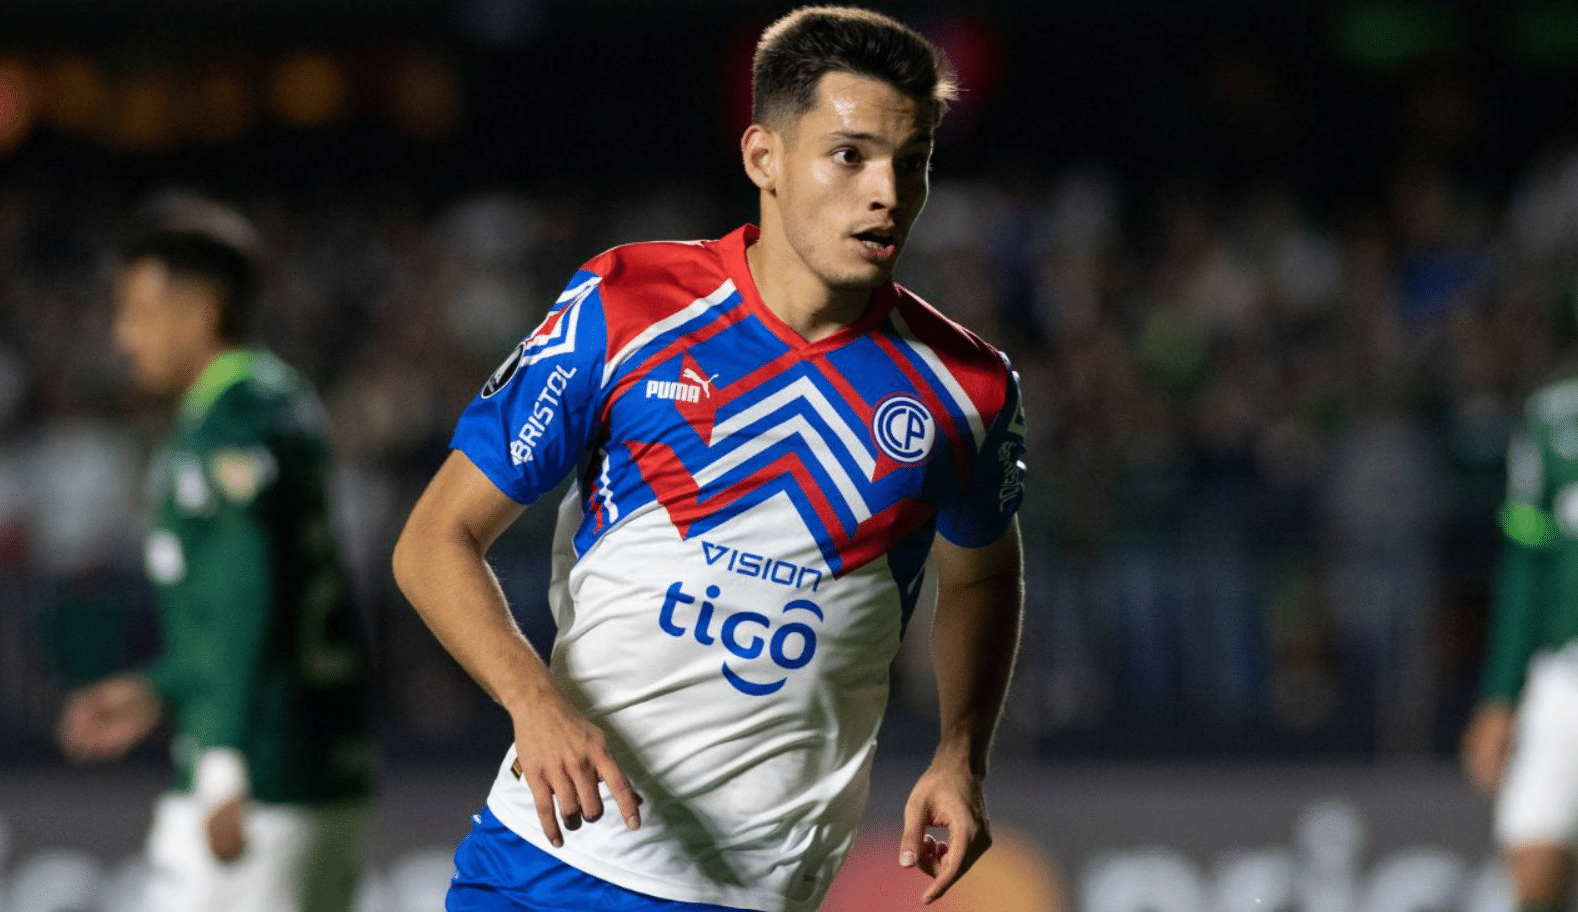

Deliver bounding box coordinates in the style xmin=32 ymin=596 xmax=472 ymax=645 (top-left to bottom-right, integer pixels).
xmin=446 ymin=807 xmax=751 ymax=912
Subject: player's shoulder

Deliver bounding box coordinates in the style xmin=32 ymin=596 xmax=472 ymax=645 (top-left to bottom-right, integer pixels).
xmin=202 ymin=353 xmax=324 ymax=443
xmin=887 ymin=285 xmax=1015 ymax=395
xmin=215 ymin=352 xmax=305 ymax=406
xmin=582 ymin=237 xmax=725 ymax=299
xmin=578 ymin=236 xmax=733 ymax=348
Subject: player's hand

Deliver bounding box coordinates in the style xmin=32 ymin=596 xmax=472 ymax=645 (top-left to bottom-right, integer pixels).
xmin=1461 ymin=700 xmax=1516 ymax=797
xmin=57 ymin=672 xmax=163 ymax=762
xmin=899 ymin=758 xmax=992 ymax=904
xmin=509 ymin=688 xmax=643 ymax=848
xmin=206 ymin=796 xmax=247 ymax=863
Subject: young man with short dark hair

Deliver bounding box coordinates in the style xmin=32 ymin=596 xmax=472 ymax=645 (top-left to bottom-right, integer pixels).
xmin=394 ymin=8 xmax=1027 ymax=911
xmin=59 ymin=195 xmax=376 ymax=912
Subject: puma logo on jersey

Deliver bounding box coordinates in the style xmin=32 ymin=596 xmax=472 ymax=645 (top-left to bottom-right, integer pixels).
xmin=682 ymin=368 xmax=718 ymax=397
xmin=646 ymin=368 xmax=719 ymax=403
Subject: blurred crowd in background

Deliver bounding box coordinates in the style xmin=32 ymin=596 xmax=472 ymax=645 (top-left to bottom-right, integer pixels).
xmin=4 ymin=0 xmax=1578 ymax=767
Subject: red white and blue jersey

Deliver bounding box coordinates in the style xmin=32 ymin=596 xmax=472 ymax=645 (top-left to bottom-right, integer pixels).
xmin=450 ymin=225 xmax=1026 ymax=912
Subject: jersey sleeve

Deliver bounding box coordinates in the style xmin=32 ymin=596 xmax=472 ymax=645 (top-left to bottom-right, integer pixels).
xmin=144 ymin=648 xmax=194 ymax=705
xmin=450 ymin=271 xmax=610 ymax=505
xmin=1481 ymin=413 xmax=1554 ymax=702
xmin=935 ymin=358 xmax=1027 ymax=548
xmin=170 ymin=413 xmax=284 ymax=757
xmin=184 ymin=483 xmax=276 ymax=753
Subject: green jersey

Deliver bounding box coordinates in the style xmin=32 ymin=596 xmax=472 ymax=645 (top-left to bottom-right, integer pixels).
xmin=142 ymin=350 xmax=374 ymax=805
xmin=1484 ymin=371 xmax=1578 ymax=702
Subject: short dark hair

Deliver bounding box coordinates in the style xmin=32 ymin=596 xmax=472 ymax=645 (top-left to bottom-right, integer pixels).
xmin=119 ymin=194 xmax=263 ymax=343
xmin=751 ymin=6 xmax=959 ymax=130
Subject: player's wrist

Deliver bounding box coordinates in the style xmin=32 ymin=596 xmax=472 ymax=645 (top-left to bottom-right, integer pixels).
xmin=501 ymin=688 xmax=564 ymax=725
xmin=929 ymin=735 xmax=989 ymax=780
xmin=1474 ymin=698 xmax=1516 ymax=717
xmin=496 ymin=665 xmax=572 ymax=718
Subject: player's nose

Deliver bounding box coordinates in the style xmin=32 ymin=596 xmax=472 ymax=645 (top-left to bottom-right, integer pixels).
xmin=865 ymin=161 xmax=899 ymax=211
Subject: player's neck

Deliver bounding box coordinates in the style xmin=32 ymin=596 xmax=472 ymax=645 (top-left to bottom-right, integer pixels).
xmin=746 ymin=227 xmax=870 ymax=344
xmin=178 ymin=342 xmax=240 ymax=397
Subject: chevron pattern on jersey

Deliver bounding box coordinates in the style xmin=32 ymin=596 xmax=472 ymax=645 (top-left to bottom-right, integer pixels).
xmin=458 ymin=225 xmax=1019 ymax=583
xmin=529 ymin=274 xmax=599 ymax=360
xmin=624 ymin=351 xmax=940 ymax=578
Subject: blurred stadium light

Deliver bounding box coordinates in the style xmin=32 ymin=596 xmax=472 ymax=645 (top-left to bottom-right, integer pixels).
xmin=270 ymin=52 xmax=351 ymax=129
xmin=0 ymin=59 xmax=36 ymax=153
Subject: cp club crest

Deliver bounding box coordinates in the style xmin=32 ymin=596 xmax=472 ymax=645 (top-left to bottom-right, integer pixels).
xmin=871 ymin=395 xmax=934 ymax=464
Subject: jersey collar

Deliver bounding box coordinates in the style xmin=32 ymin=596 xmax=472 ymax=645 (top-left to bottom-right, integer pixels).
xmin=180 ymin=349 xmax=259 ymax=423
xmin=718 ymin=224 xmax=899 ymax=354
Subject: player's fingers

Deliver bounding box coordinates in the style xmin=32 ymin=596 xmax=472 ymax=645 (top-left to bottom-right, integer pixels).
xmin=571 ymin=757 xmax=606 ymax=823
xmin=57 ymin=699 xmax=93 ymax=747
xmin=916 ymin=833 xmax=942 ymax=877
xmin=899 ymin=798 xmax=929 ymax=869
xmin=525 ymin=774 xmax=566 ymax=848
xmin=63 ymin=722 xmax=112 ymax=760
xmin=56 ymin=719 xmax=84 ymax=757
xmin=596 ymin=755 xmax=643 ymax=831
xmin=547 ymin=767 xmax=584 ymax=831
xmin=68 ymin=734 xmax=102 ymax=759
xmin=73 ymin=720 xmax=137 ymax=761
xmin=924 ymin=815 xmax=985 ymax=905
xmin=921 ymin=838 xmax=967 ymax=904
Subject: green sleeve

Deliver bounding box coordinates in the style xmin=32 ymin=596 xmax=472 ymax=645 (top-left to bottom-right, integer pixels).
xmin=1482 ymin=525 xmax=1547 ymax=701
xmin=177 ymin=493 xmax=276 ymax=752
xmin=1480 ymin=420 xmax=1555 ymax=702
xmin=143 ymin=654 xmax=193 ymax=705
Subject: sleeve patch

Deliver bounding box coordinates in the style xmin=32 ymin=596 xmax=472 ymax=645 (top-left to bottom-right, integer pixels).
xmin=211 ymin=448 xmax=279 ymax=504
xmin=482 ymin=341 xmax=528 ymax=399
xmin=174 ymin=454 xmax=215 ymax=514
xmin=145 ymin=528 xmax=187 ymax=584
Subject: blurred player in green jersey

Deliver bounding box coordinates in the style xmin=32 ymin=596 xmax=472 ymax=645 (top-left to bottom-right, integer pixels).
xmin=1461 ymin=370 xmax=1578 ymax=912
xmin=57 ymin=195 xmax=376 ymax=912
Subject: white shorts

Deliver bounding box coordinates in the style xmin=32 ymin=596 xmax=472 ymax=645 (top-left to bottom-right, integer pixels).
xmin=1496 ymin=652 xmax=1578 ymax=848
xmin=142 ymin=791 xmax=370 ymax=912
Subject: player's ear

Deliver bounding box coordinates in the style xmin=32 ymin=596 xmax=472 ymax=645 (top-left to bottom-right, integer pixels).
xmin=742 ymin=125 xmax=778 ymax=194
xmin=194 ymin=286 xmax=229 ymax=344
xmin=169 ymin=273 xmax=227 ymax=342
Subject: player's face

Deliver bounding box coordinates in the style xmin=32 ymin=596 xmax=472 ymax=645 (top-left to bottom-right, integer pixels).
xmin=113 ymin=258 xmax=221 ymax=394
xmin=771 ymin=71 xmax=934 ymax=293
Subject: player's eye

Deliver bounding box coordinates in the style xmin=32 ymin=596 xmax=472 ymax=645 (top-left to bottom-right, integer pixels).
xmin=900 ymin=154 xmax=930 ymax=174
xmin=832 ymin=147 xmax=861 ymax=166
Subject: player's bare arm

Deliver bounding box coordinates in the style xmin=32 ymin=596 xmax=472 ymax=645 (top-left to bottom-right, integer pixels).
xmin=392 ymin=450 xmax=642 ymax=846
xmin=901 ymin=517 xmax=1024 ymax=904
xmin=206 ymin=795 xmax=246 ymax=862
xmin=1461 ymin=699 xmax=1517 ymax=796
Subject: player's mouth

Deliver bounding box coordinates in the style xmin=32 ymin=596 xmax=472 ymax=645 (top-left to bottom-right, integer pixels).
xmin=852 ymin=227 xmax=900 ymax=263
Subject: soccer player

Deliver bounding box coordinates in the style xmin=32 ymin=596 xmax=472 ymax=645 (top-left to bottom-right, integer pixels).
xmin=392 ymin=7 xmax=1027 ymax=912
xmin=1461 ymin=370 xmax=1578 ymax=912
xmin=57 ymin=195 xmax=376 ymax=912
